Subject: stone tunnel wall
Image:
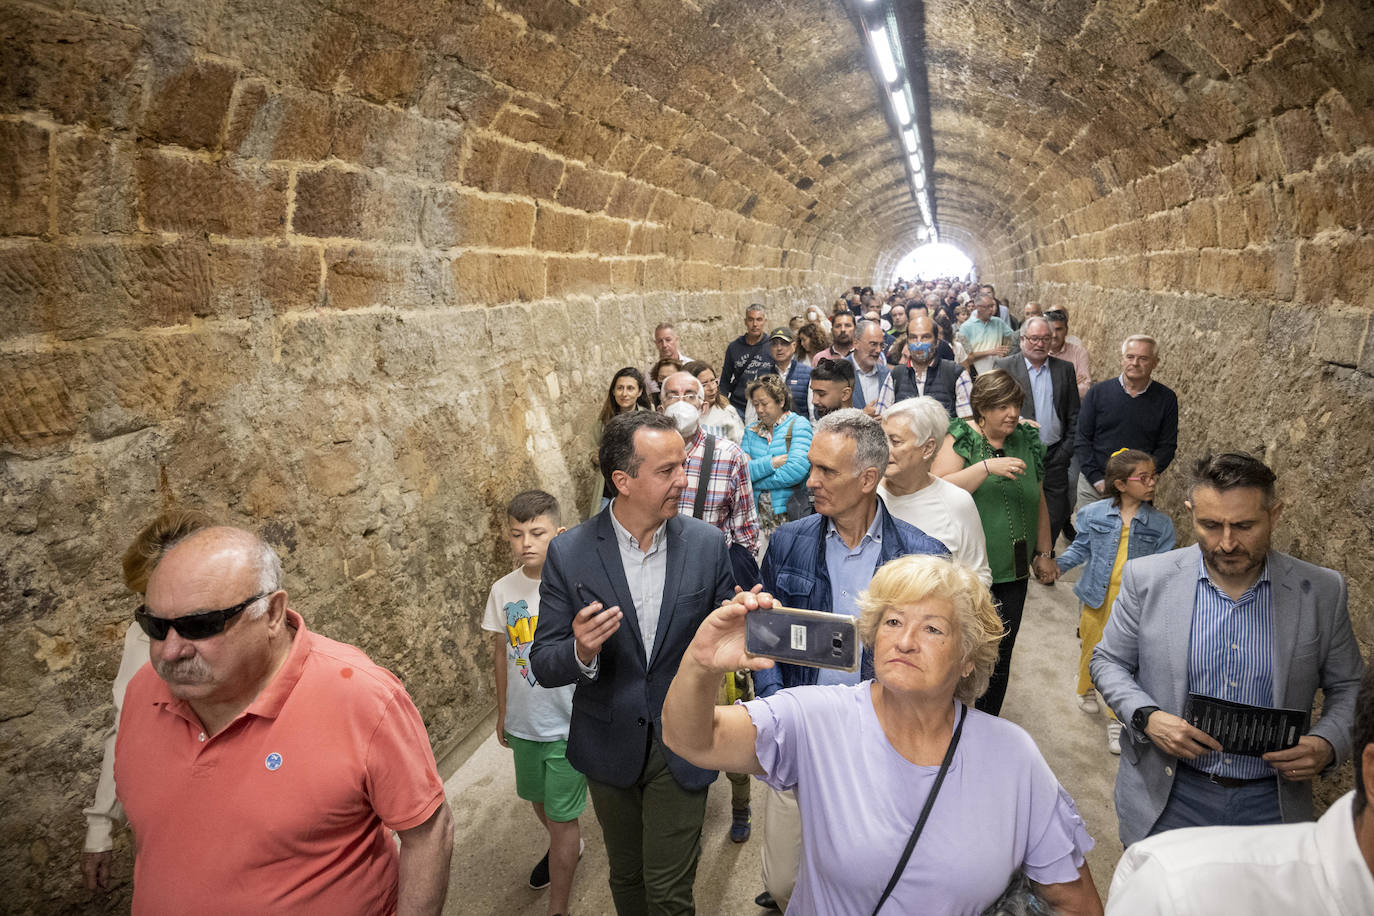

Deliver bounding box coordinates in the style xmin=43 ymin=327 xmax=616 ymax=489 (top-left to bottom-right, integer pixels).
xmin=0 ymin=0 xmax=884 ymax=907
xmin=970 ymin=70 xmax=1374 ymax=655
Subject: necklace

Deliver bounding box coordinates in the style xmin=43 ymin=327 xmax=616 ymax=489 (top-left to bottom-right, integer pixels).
xmin=973 ymin=423 xmax=1030 ymax=570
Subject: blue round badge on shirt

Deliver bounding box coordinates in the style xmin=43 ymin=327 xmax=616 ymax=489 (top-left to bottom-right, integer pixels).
xmin=265 ymin=752 xmax=283 ymax=771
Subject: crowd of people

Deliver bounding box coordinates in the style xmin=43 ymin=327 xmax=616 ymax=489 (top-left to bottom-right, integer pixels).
xmin=77 ymin=277 xmax=1371 ymax=916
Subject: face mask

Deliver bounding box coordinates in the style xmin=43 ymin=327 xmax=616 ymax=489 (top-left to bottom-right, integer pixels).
xmin=908 ymin=341 xmax=934 ymax=360
xmin=664 ymin=401 xmax=701 ymax=436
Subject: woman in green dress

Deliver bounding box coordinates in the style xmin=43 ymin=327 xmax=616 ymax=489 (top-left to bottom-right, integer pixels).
xmin=932 ymin=369 xmax=1057 ymax=716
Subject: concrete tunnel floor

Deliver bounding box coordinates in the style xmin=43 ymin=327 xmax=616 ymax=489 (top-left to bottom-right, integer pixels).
xmin=442 ymin=564 xmax=1123 ymax=914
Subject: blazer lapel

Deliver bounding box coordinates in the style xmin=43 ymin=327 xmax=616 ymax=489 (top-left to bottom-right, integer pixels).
xmin=595 ymin=510 xmax=647 ymax=661
xmin=1267 ymin=553 xmax=1299 ymax=706
xmin=1160 ymin=548 xmax=1199 ymax=711
xmin=1009 ymin=359 xmax=1035 ymax=420
xmin=649 ymin=515 xmax=687 ymax=669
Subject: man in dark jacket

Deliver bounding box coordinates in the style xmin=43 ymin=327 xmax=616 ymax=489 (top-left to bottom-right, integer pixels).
xmin=749 ymin=409 xmax=947 ymax=911
xmin=994 ymin=316 xmax=1081 ymax=547
xmin=719 ymin=304 xmax=771 ymax=420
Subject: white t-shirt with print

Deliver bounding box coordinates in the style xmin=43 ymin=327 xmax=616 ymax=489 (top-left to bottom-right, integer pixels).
xmin=480 ymin=567 xmax=575 ymax=741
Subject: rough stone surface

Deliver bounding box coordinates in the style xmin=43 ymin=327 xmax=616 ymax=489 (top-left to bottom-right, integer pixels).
xmin=2 ymin=0 xmax=1371 ymax=909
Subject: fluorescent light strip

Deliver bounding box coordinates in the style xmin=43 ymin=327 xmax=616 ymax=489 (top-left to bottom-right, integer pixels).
xmin=868 ymin=26 xmax=899 ymax=84
xmin=902 ymin=129 xmax=917 ymax=153
xmin=890 ymin=88 xmax=910 ymax=126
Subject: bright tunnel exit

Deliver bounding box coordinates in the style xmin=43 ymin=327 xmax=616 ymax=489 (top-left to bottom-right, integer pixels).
xmin=891 ymin=242 xmax=974 ymax=283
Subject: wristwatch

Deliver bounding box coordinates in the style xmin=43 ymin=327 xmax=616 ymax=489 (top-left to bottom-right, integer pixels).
xmin=1132 ymin=705 xmax=1160 ymax=733
xmin=1032 ymin=549 xmax=1055 ymax=560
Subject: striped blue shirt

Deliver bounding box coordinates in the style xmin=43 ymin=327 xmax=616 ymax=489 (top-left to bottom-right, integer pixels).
xmin=1186 ymin=551 xmax=1274 ymax=779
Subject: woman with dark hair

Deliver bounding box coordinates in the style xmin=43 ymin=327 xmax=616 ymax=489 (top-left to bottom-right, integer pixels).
xmin=796 ymin=322 xmax=831 ymax=367
xmin=684 ymin=360 xmax=745 ymax=443
xmin=649 ymin=357 xmax=684 ymax=407
xmin=931 ymin=369 xmax=1056 ymax=717
xmin=1055 ymin=448 xmax=1175 ymax=753
xmin=590 ymin=367 xmax=652 ymax=516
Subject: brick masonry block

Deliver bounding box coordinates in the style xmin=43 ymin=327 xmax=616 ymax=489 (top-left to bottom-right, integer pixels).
xmin=532 ymin=205 xmax=589 ymax=253
xmin=604 ymin=180 xmax=656 ymax=221
xmin=555 ymin=164 xmax=615 ymax=213
xmin=225 ymin=80 xmax=333 ymax=162
xmin=343 ymin=41 xmax=427 ymax=106
xmin=1272 ymin=108 xmax=1325 ymax=174
xmin=1310 ymin=303 xmax=1369 ymax=366
xmin=545 ymin=255 xmax=611 ymax=297
xmin=492 ymin=95 xmax=567 ymax=146
xmin=0 ymin=120 xmax=50 ymax=236
xmin=1155 ymin=164 xmax=1192 ymax=210
xmin=0 ymin=239 xmax=211 ymax=338
xmin=585 ymin=217 xmax=630 ymax=256
xmin=209 ymin=240 xmax=320 ymax=317
xmin=1181 ymin=199 xmax=1219 ymax=248
xmin=55 ymin=132 xmax=138 ymax=235
xmin=1314 ymin=90 xmax=1374 ymax=156
xmin=454 ymin=251 xmax=546 ymax=303
xmin=293 ymin=165 xmax=421 ymax=243
xmin=0 ymin=3 xmax=143 ymax=129
xmin=138 ymin=149 xmax=288 ymax=238
xmin=139 ymin=56 xmax=239 ymax=150
xmin=420 ymin=189 xmax=536 ymax=249
xmin=324 ymin=247 xmax=452 ymax=311
xmin=461 ymin=135 xmax=565 ymax=200
xmin=418 ymin=58 xmax=509 ymax=128
xmin=1214 ymin=193 xmax=1248 ymax=248
xmin=0 ymin=350 xmax=77 ymax=455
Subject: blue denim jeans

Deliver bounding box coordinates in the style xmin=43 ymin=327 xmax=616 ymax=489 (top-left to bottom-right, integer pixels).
xmin=1148 ymin=764 xmax=1282 ymax=838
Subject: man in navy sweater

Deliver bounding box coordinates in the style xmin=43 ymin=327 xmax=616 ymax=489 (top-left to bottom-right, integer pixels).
xmin=1074 ymin=334 xmax=1178 ymax=506
xmin=719 ymin=304 xmax=771 ymax=420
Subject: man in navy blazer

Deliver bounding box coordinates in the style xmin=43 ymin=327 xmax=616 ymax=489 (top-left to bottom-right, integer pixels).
xmin=1092 ymin=453 xmax=1364 ymax=848
xmin=994 ymin=316 xmax=1080 ymax=547
xmin=530 ymin=410 xmax=734 ymax=915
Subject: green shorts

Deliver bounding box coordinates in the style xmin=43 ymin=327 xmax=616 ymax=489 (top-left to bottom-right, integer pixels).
xmin=506 ymin=734 xmax=588 ymax=823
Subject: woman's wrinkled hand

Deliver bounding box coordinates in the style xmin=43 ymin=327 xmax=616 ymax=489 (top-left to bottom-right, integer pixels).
xmin=686 ymin=591 xmax=777 ymax=675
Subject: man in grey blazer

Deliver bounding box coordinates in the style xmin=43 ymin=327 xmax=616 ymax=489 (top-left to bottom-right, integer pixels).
xmin=530 ymin=410 xmax=734 ymax=915
xmin=1092 ymin=453 xmax=1364 ymax=848
xmin=993 ymin=316 xmax=1080 ymax=547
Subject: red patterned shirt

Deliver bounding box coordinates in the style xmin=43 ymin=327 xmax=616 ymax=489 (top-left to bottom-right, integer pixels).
xmin=677 ymin=427 xmax=759 ymax=554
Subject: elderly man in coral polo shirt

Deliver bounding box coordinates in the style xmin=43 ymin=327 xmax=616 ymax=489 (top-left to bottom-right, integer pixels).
xmin=115 ymin=526 xmax=453 ymax=915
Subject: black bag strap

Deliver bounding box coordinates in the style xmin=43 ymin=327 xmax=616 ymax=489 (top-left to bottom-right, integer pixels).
xmin=871 ymin=703 xmax=968 ymax=916
xmin=691 ymin=434 xmax=716 ymax=519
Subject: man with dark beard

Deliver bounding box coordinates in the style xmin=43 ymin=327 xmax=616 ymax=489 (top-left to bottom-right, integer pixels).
xmin=1092 ymin=453 xmax=1363 ymax=848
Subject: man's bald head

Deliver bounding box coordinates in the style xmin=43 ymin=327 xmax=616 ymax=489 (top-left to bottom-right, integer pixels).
xmin=148 ymin=526 xmax=282 ymax=621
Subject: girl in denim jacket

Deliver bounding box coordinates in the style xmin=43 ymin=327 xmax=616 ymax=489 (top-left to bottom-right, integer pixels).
xmin=1056 ymin=448 xmax=1176 ymax=753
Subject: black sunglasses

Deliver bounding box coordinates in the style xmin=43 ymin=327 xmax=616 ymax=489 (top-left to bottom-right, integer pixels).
xmin=135 ymin=593 xmax=267 ymax=640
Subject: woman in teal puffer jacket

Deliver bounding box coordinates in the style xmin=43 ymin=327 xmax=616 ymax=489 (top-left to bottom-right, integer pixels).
xmin=741 ymin=374 xmax=813 ymax=534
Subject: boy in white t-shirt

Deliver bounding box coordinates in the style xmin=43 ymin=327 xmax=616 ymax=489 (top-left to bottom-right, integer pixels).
xmin=481 ymin=491 xmax=584 ymax=916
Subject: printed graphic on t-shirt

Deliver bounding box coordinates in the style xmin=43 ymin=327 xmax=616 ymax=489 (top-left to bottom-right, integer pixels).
xmin=504 ymin=599 xmax=539 ymax=686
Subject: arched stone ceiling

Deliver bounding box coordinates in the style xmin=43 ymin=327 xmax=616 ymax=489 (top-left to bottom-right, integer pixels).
xmin=908 ymin=0 xmax=1373 ymax=276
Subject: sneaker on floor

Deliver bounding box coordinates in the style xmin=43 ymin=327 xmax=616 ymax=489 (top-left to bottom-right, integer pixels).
xmin=1107 ymin=722 xmax=1122 ymax=756
xmin=730 ymin=805 xmax=752 ymax=843
xmin=755 ymin=890 xmax=780 ymax=911
xmin=1077 ymin=691 xmax=1100 ymax=714
xmin=528 ymin=850 xmax=550 ymax=890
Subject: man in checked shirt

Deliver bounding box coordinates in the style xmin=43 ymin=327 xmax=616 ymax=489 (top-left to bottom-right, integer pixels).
xmin=1092 ymin=452 xmax=1364 ymax=848
xmin=659 ymin=369 xmax=762 ymax=844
